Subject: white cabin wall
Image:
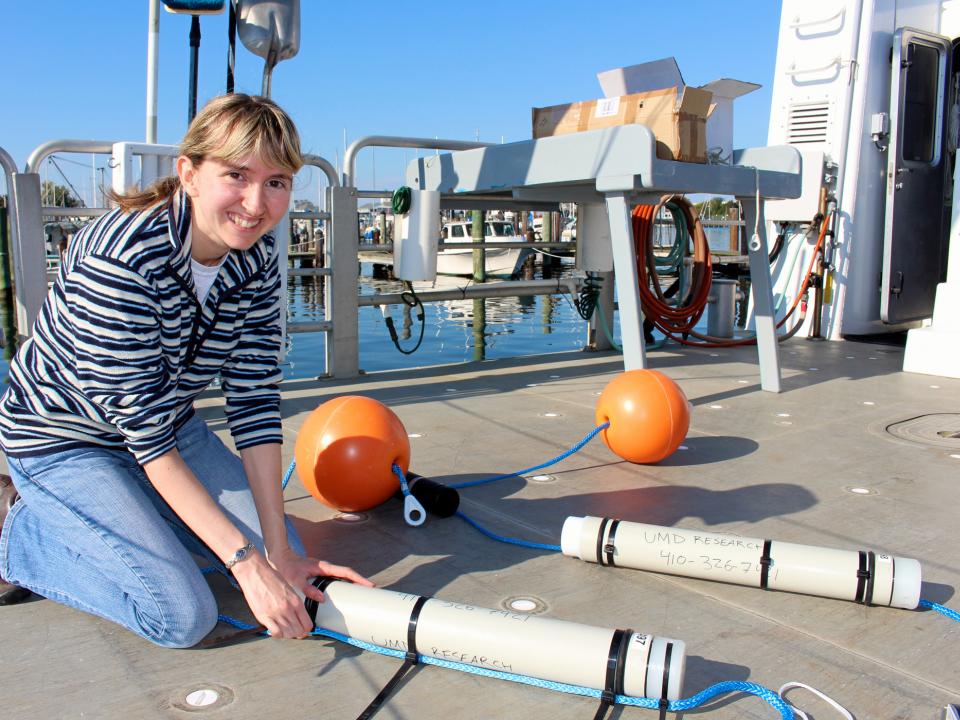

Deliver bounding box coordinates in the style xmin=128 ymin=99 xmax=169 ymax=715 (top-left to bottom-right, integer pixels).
xmin=831 ymin=0 xmax=894 ymax=337
xmin=942 ymin=2 xmax=960 ymax=36
xmin=767 ymin=0 xmax=866 ymax=339
xmin=766 ymin=0 xmax=949 ymax=338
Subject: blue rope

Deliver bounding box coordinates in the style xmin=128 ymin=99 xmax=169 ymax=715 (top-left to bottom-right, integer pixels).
xmin=455 ymin=511 xmax=561 ymax=552
xmin=920 ymin=598 xmax=960 ymax=622
xmin=392 ymin=463 xmax=411 ymax=495
xmin=282 ymin=459 xmax=296 ymax=491
xmin=449 ymin=422 xmax=609 ymax=490
xmin=216 ymin=613 xmax=792 ymax=718
xmin=280 ymin=421 xmax=608 ymax=496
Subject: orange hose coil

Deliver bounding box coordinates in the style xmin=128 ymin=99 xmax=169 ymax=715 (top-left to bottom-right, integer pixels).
xmin=631 ymin=196 xmax=713 ymax=337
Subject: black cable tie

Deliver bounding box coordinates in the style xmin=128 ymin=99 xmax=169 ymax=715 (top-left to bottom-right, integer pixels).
xmin=658 ymin=697 xmax=670 ymax=720
xmin=604 ymin=520 xmax=621 ymax=567
xmin=593 ymin=628 xmax=631 ymax=720
xmin=595 ymin=518 xmax=611 ymax=566
xmin=356 ymin=596 xmax=429 ymax=720
xmin=855 ymin=550 xmax=875 ymax=605
xmin=854 ymin=550 xmax=867 ymax=603
xmin=658 ymin=641 xmax=674 ymax=720
xmin=759 ymin=540 xmax=773 ymax=590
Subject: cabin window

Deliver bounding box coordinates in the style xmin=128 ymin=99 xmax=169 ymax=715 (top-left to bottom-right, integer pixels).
xmin=451 ymin=224 xmax=465 ymax=238
xmin=901 ymin=42 xmax=941 ymax=163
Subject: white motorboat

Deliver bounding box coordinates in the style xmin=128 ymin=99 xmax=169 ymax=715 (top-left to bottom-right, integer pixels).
xmin=436 ymin=219 xmax=533 ymax=277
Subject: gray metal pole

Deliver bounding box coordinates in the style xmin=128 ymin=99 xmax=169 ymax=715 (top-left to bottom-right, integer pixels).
xmin=326 ymin=185 xmax=360 ymax=378
xmin=146 ymin=0 xmax=160 ymax=143
xmin=605 ymin=192 xmax=648 ymax=370
xmin=738 ymin=195 xmax=782 ymax=392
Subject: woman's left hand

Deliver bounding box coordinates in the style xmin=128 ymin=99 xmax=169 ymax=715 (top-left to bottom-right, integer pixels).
xmin=267 ymin=546 xmax=375 ymax=604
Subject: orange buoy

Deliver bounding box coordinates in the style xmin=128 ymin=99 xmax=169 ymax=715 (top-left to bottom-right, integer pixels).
xmin=294 ymin=396 xmax=411 ymax=512
xmin=595 ymin=370 xmax=690 ymax=464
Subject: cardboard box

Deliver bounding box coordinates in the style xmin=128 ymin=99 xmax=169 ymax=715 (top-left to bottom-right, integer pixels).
xmin=596 ymin=58 xmax=759 ymax=162
xmin=532 ymin=85 xmax=713 ymax=163
xmin=532 ymin=58 xmax=760 ymax=164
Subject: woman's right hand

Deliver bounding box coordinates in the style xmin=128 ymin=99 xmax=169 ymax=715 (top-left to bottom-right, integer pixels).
xmin=230 ymin=550 xmax=313 ymax=639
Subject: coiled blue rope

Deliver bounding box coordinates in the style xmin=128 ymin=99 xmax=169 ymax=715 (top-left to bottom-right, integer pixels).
xmin=920 ymin=598 xmax=960 ymax=622
xmin=216 ymin=613 xmax=793 ymax=718
xmin=449 ymin=422 xmax=609 ymax=490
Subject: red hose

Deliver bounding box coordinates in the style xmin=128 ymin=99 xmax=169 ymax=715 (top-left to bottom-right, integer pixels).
xmin=631 ymin=196 xmax=712 ymax=337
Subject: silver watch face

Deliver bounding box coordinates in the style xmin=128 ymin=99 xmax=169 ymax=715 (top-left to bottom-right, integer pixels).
xmin=227 ymin=542 xmax=253 ymax=568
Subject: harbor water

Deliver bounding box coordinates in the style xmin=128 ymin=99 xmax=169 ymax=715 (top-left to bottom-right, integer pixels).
xmin=283 ymin=258 xmax=602 ymax=379
xmin=282 ymin=224 xmax=739 ymax=379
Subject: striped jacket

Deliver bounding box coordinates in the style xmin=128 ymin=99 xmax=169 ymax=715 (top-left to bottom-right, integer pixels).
xmin=0 ymin=191 xmax=283 ymax=464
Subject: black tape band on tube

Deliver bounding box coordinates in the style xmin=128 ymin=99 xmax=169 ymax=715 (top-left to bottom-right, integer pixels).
xmin=887 ymin=556 xmax=897 ymax=607
xmin=305 ymin=576 xmax=340 ymax=625
xmin=658 ymin=642 xmax=674 ymax=720
xmin=759 ymin=540 xmax=773 ymax=589
xmin=596 ymin=517 xmax=611 ymax=565
xmin=613 ymin=627 xmax=631 ymax=697
xmin=594 ymin=628 xmax=630 ymax=720
xmin=857 ymin=550 xmax=877 ymax=605
xmin=604 ymin=520 xmax=621 ymax=567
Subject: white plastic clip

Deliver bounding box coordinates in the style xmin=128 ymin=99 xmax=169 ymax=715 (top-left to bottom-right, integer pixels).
xmin=778 ymin=681 xmax=854 ymax=720
xmin=404 ymin=493 xmax=427 ymax=526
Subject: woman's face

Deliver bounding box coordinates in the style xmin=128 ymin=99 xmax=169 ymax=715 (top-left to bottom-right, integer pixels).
xmin=177 ymin=153 xmax=293 ymax=265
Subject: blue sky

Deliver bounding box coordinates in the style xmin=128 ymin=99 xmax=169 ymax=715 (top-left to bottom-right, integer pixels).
xmin=1 ymin=1 xmax=783 ymax=204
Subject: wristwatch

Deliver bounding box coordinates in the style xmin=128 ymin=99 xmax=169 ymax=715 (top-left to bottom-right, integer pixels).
xmin=225 ymin=541 xmax=256 ymax=570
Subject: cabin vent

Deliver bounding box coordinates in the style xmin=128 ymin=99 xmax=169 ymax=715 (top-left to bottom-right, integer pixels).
xmin=786 ymin=102 xmax=831 ymax=145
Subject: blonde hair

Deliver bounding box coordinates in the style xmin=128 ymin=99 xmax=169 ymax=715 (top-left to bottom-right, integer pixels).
xmin=110 ymin=94 xmax=303 ymax=212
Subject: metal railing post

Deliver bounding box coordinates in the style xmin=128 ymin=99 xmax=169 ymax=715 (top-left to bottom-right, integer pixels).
xmin=326 ymin=185 xmax=360 ymax=378
xmin=9 ymin=173 xmax=46 ymax=337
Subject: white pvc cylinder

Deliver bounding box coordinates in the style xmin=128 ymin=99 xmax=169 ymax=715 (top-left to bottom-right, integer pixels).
xmin=578 ymin=202 xmax=613 ymax=272
xmin=561 ymin=516 xmax=921 ymax=610
xmin=310 ymin=580 xmax=686 ymax=700
xmin=394 ymin=189 xmax=440 ymax=281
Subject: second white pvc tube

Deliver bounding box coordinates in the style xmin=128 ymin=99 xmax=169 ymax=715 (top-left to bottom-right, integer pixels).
xmin=561 ymin=516 xmax=922 ymax=609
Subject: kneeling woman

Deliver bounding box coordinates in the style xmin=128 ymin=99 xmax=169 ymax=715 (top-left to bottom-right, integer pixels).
xmin=0 ymin=94 xmax=371 ymax=646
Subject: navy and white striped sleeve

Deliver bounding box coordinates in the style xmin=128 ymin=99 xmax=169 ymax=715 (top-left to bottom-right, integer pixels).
xmin=62 ymin=255 xmax=178 ymax=463
xmin=219 ymin=251 xmax=283 ymax=450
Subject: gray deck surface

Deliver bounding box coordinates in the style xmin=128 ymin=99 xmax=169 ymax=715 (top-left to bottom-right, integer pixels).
xmin=2 ymin=338 xmax=958 ymax=719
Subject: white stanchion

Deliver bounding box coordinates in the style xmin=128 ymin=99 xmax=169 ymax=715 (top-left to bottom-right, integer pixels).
xmin=561 ymin=516 xmax=922 ymax=609
xmin=308 ymin=579 xmax=686 ymax=700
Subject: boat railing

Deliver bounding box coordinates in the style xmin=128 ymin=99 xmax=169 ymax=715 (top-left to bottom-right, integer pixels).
xmin=342 ymin=136 xmax=490 ymax=188
xmin=320 ymin=134 xmax=592 ymax=378
xmin=3 ymin=137 xmax=588 ymax=378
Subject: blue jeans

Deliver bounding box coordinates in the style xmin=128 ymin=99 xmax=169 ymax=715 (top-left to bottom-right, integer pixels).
xmin=0 ymin=414 xmax=304 ymax=648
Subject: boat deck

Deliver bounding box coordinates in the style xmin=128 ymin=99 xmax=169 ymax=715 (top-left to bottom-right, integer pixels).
xmin=3 ymin=337 xmax=959 ymax=719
